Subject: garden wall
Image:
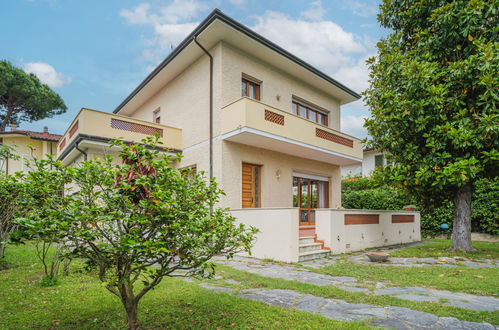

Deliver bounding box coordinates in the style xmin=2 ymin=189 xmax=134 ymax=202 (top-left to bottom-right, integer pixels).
xmin=316 ymin=209 xmax=421 ymax=254
xmin=231 ymin=208 xmax=299 ymax=263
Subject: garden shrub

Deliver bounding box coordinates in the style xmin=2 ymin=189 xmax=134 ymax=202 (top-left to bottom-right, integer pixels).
xmin=341 ymin=177 xmax=498 ymax=237
xmin=342 ymin=177 xmax=414 ymax=210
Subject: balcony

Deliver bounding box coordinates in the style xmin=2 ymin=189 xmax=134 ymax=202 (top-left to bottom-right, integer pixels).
xmin=221 ymin=98 xmax=362 ymax=165
xmin=57 ymin=108 xmax=182 ymax=163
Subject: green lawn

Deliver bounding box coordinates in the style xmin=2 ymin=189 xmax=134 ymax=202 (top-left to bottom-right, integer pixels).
xmin=0 ymin=244 xmax=369 ymax=329
xmin=211 ymin=264 xmax=498 ymax=325
xmin=316 ymin=260 xmax=497 ymax=296
xmin=390 ymin=239 xmax=499 ymax=259
xmin=314 ymin=239 xmax=498 ymax=297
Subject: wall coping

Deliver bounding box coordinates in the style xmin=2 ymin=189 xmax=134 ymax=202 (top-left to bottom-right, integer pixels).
xmin=315 ymin=208 xmax=420 ymax=213
xmin=231 ymin=207 xmax=298 ymax=211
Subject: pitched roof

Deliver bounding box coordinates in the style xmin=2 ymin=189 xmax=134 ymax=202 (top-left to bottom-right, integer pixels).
xmin=114 ymin=9 xmax=360 ymax=115
xmin=0 ymin=130 xmax=62 ymax=142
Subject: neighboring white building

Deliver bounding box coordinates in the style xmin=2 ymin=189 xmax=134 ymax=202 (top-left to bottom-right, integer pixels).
xmin=341 ymin=149 xmax=387 ymax=177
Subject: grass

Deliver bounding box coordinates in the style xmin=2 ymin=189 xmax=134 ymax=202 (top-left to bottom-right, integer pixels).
xmin=390 ymin=239 xmax=499 ymax=259
xmin=210 ymin=264 xmax=499 ymax=325
xmin=0 ymin=243 xmax=369 ymax=329
xmin=316 ymin=260 xmax=498 ymax=296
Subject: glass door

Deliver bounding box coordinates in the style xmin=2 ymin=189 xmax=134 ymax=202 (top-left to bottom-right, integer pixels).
xmin=293 ymin=176 xmax=329 ymax=225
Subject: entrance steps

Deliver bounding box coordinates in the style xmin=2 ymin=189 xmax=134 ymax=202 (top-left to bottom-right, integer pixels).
xmin=298 ymin=235 xmax=330 ymax=262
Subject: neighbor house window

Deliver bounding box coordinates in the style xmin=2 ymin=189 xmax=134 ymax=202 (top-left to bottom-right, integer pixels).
xmin=153 ymin=108 xmax=161 ymax=124
xmin=292 ymin=100 xmax=328 ymax=126
xmin=242 ymin=77 xmax=261 ymax=100
xmin=374 ymin=154 xmax=384 ymax=168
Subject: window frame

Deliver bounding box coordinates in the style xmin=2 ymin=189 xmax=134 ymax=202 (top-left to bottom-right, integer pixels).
xmin=241 ymin=77 xmax=261 ymax=101
xmin=291 ymin=99 xmax=329 ymax=127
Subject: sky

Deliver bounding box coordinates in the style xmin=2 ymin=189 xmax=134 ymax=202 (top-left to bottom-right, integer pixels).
xmin=0 ymin=0 xmax=388 ymax=138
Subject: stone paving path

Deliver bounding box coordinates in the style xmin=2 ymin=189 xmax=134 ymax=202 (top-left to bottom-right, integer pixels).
xmin=214 ymin=256 xmax=499 ymax=312
xmin=199 ymin=283 xmax=496 ymax=329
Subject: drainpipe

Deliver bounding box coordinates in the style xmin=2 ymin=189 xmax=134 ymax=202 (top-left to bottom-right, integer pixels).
xmin=75 ymin=140 xmax=87 ymax=161
xmin=193 ymin=36 xmax=213 ymax=183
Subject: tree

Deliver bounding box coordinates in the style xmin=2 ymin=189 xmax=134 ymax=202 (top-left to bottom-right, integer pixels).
xmin=364 ymin=0 xmax=498 ymax=251
xmin=0 ymin=145 xmax=23 ymax=260
xmin=14 ymin=155 xmax=72 ymax=283
xmin=0 ymin=60 xmax=67 ymax=131
xmin=15 ymin=136 xmax=257 ymax=329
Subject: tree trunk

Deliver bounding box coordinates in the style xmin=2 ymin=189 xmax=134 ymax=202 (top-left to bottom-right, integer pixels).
xmin=450 ymin=182 xmax=473 ymax=252
xmin=0 ymin=104 xmax=15 ymax=132
xmin=123 ymin=298 xmax=139 ymax=330
xmin=119 ymin=282 xmax=140 ymax=330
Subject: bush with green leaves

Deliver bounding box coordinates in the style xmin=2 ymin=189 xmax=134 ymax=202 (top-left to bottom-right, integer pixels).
xmin=14 ymin=155 xmax=72 ymax=282
xmin=0 ymin=144 xmax=23 ymax=260
xmin=14 ymin=136 xmax=257 ymax=329
xmin=342 ymin=177 xmax=498 ymax=237
xmin=341 ymin=177 xmax=382 ymax=193
xmin=342 ymin=176 xmax=415 ymax=211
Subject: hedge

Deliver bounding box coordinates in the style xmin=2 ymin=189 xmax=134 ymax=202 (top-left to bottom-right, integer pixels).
xmin=341 ymin=177 xmax=498 ymax=237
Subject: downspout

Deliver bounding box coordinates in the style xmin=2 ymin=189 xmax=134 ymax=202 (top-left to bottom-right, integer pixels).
xmin=193 ymin=36 xmax=213 ymax=183
xmin=75 ymin=140 xmax=87 ymax=161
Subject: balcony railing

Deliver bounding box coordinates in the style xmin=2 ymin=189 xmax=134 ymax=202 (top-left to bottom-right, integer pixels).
xmin=221 ymin=97 xmax=362 ymax=164
xmin=57 ymin=108 xmax=182 ymax=158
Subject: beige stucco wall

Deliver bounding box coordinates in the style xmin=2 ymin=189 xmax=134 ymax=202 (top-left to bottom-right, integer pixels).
xmin=127 ymin=44 xmax=223 ymax=149
xmin=231 ymin=208 xmax=299 ymax=262
xmin=123 ymin=41 xmax=350 ymax=209
xmin=221 ymin=141 xmax=341 ymax=209
xmin=316 ymin=209 xmax=421 ymax=254
xmin=1 ymin=135 xmax=56 ymax=174
xmin=220 ymin=43 xmax=342 ymax=131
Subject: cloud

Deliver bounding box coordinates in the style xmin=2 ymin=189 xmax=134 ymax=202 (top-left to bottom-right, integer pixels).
xmin=228 ymin=0 xmax=245 ymax=7
xmin=341 ymin=115 xmax=368 ymax=139
xmin=120 ymin=1 xmax=373 ymax=94
xmin=120 ymin=3 xmax=151 ymax=24
xmin=22 ymin=62 xmax=71 ymax=88
xmin=344 ymin=0 xmax=377 ymax=17
xmin=120 ymin=0 xmax=209 ymax=67
xmin=301 ymin=0 xmax=326 ymax=21
xmin=250 ymin=8 xmax=371 ymax=93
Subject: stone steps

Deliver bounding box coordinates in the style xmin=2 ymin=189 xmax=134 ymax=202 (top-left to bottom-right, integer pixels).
xmin=299 ymin=242 xmax=323 ymax=253
xmin=299 ymin=236 xmax=330 ymax=261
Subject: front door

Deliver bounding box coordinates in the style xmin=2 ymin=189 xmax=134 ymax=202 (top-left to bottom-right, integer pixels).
xmin=242 ymin=163 xmax=261 ymax=208
xmin=293 ymin=176 xmax=329 ymax=225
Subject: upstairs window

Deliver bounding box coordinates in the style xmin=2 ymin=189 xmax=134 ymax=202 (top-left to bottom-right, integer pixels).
xmin=292 ymin=100 xmax=328 ymax=126
xmin=153 ymin=108 xmax=161 ymax=124
xmin=242 ymin=77 xmax=261 ymax=100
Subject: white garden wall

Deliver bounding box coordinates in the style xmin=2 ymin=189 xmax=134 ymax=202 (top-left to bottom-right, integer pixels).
xmin=231 ymin=208 xmax=299 ymax=263
xmin=316 ymin=209 xmax=420 ymax=254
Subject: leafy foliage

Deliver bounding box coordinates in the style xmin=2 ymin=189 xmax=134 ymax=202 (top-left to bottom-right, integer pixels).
xmin=14 ymin=136 xmax=257 ymax=329
xmin=342 ymin=177 xmax=498 ymax=237
xmin=13 ymin=155 xmax=72 ymax=281
xmin=0 ymin=174 xmax=24 ymax=259
xmin=0 ymin=60 xmax=67 ymax=131
xmin=364 ymin=0 xmax=498 ymax=250
xmin=341 ymin=177 xmax=383 ymax=193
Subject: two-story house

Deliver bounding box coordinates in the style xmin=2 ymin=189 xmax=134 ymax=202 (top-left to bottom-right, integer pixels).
xmin=57 ymin=9 xmax=420 ymax=262
xmin=0 ymin=126 xmax=61 ymax=174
